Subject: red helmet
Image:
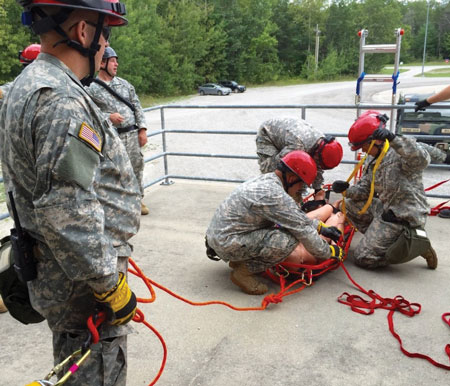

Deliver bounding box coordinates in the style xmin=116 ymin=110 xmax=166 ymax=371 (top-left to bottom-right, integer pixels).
xmin=315 ymin=136 xmax=343 ymax=170
xmin=18 ymin=43 xmax=41 ymax=65
xmin=280 ymin=150 xmax=317 ymax=186
xmin=19 ymin=0 xmax=127 ymax=26
xmin=348 ymin=111 xmax=388 ymax=151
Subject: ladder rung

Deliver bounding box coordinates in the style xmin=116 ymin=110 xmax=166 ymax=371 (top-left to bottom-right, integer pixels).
xmin=362 ymin=44 xmax=397 ymax=54
xmin=363 ymin=75 xmax=394 ymax=82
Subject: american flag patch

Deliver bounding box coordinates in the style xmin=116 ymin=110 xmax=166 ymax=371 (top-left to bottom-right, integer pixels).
xmin=78 ymin=122 xmax=102 ymax=152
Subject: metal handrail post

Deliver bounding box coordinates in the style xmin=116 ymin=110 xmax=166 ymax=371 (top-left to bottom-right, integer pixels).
xmin=160 ymin=107 xmax=173 ymax=185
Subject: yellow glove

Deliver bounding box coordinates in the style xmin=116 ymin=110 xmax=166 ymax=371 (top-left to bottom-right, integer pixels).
xmin=94 ymin=272 xmax=137 ymax=325
xmin=329 ymin=245 xmax=344 ymax=262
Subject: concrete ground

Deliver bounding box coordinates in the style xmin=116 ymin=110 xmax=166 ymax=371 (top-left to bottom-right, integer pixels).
xmin=1 ymin=180 xmax=449 ymax=386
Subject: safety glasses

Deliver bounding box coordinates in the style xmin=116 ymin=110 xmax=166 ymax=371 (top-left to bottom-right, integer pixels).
xmin=85 ymin=21 xmax=111 ymax=42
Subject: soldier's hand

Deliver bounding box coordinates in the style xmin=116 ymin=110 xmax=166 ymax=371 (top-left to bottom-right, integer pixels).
xmin=110 ymin=112 xmax=124 ymax=125
xmin=415 ymin=99 xmax=430 ymax=112
xmin=317 ymin=222 xmax=342 ymax=242
xmin=332 ymin=180 xmax=349 ymax=193
xmin=329 ymin=245 xmax=344 ymax=262
xmin=94 ymin=272 xmax=137 ymax=325
xmin=371 ymin=128 xmax=395 ymax=142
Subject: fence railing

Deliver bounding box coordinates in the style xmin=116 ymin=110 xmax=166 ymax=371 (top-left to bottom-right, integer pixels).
xmin=1 ymin=103 xmax=450 ymax=221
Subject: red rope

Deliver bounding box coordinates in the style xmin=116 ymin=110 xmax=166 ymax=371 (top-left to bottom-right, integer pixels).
xmin=338 ymin=264 xmax=450 ymax=370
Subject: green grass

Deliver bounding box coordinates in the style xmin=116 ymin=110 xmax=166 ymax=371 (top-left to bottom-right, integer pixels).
xmin=0 ymin=184 xmax=4 ymax=203
xmin=419 ymin=68 xmax=450 ymax=77
xmin=380 ymin=68 xmax=409 ymax=75
xmin=139 ymin=94 xmax=196 ymax=108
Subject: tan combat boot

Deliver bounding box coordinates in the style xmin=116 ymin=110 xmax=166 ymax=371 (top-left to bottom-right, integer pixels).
xmin=230 ymin=262 xmax=268 ymax=295
xmin=421 ymin=246 xmax=438 ymax=269
xmin=141 ymin=202 xmax=149 ymax=215
xmin=0 ymin=296 xmax=8 ymax=313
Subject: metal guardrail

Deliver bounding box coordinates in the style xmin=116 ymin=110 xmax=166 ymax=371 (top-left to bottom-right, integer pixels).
xmin=1 ymin=103 xmax=450 ymax=221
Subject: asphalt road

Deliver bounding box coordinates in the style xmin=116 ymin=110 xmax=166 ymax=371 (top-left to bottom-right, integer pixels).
xmin=141 ymin=68 xmax=450 ymax=198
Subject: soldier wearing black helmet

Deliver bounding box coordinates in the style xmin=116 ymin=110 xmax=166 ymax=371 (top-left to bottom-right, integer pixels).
xmin=0 ymin=1 xmax=140 ymax=385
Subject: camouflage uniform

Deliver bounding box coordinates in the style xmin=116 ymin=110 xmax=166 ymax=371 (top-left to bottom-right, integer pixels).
xmin=0 ymin=82 xmax=13 ymax=110
xmin=87 ymin=76 xmax=147 ymax=196
xmin=418 ymin=142 xmax=447 ymax=163
xmin=344 ymin=136 xmax=430 ymax=268
xmin=205 ymin=173 xmax=331 ymax=273
xmin=0 ymin=54 xmax=141 ymax=385
xmin=256 ymin=117 xmax=325 ymax=190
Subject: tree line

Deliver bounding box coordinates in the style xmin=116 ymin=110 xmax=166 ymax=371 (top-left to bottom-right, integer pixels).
xmin=1 ymin=0 xmax=450 ymax=96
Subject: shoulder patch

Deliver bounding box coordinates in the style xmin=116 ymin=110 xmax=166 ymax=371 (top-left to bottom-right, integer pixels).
xmin=78 ymin=122 xmax=102 ymax=152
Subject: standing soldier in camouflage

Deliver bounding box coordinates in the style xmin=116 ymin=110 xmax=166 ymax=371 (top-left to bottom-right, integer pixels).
xmin=205 ymin=150 xmax=343 ymax=295
xmin=87 ymin=46 xmax=149 ymax=215
xmin=332 ymin=111 xmax=438 ymax=269
xmin=256 ymin=117 xmax=343 ymax=200
xmin=0 ymin=1 xmax=140 ymax=385
xmin=0 ymin=43 xmax=41 ymax=111
xmin=0 ymin=43 xmax=41 ymax=314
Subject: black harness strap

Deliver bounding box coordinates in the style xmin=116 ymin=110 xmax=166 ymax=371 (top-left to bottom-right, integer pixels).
xmin=92 ymin=78 xmax=136 ymax=112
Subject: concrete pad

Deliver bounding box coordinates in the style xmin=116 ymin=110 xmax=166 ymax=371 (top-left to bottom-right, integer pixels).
xmin=1 ymin=181 xmax=449 ymax=385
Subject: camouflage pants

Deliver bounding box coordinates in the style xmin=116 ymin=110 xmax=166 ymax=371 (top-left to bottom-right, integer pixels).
xmin=213 ymin=227 xmax=298 ymax=273
xmin=119 ymin=130 xmax=144 ymax=197
xmin=53 ymin=332 xmax=127 ymax=386
xmin=345 ymin=197 xmax=403 ymax=269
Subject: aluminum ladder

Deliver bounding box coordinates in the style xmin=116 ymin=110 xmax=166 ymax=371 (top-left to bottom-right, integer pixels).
xmin=355 ymin=28 xmax=404 ymax=130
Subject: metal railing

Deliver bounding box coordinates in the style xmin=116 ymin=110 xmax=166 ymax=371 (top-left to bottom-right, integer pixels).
xmin=1 ymin=103 xmax=450 ymax=221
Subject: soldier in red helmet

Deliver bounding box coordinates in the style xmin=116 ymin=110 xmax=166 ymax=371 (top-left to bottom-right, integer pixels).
xmin=205 ymin=150 xmax=343 ymax=295
xmin=19 ymin=43 xmax=41 ymax=66
xmin=256 ymin=117 xmax=343 ymax=201
xmin=0 ymin=43 xmax=41 ymax=111
xmin=332 ymin=111 xmax=438 ymax=270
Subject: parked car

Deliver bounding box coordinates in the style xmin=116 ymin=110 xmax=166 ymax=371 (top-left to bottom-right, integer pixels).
xmin=219 ymin=80 xmax=246 ymax=93
xmin=396 ymin=93 xmax=450 ymax=151
xmin=198 ymin=83 xmax=231 ymax=96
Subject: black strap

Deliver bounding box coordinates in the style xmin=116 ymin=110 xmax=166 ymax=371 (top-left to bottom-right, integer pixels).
xmin=92 ymin=78 xmax=136 ymax=112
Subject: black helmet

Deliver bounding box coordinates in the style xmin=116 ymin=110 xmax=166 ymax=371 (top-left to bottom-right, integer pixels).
xmin=17 ymin=0 xmax=127 ymax=29
xmin=103 ymin=46 xmax=118 ymax=60
xmin=17 ymin=0 xmax=127 ymax=85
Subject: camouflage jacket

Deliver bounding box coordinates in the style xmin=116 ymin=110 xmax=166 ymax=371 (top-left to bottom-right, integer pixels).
xmin=0 ymin=82 xmax=13 ymax=111
xmin=206 ymin=173 xmax=331 ymax=260
xmin=256 ymin=117 xmax=325 ymax=189
xmin=418 ymin=142 xmax=447 ymax=164
xmin=0 ymin=54 xmax=141 ymax=332
xmin=86 ymin=76 xmax=147 ymax=131
xmin=346 ymin=136 xmax=430 ymax=227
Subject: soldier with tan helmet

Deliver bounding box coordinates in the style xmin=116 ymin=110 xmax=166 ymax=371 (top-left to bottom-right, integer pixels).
xmin=205 ymin=150 xmax=343 ymax=295
xmin=0 ymin=1 xmax=140 ymax=384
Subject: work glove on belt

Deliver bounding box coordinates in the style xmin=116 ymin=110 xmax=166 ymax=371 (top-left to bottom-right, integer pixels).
xmin=94 ymin=272 xmax=137 ymax=325
xmin=317 ymin=221 xmax=342 ymax=243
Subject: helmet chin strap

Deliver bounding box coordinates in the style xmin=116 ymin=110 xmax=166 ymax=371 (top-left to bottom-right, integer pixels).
xmin=100 ymin=58 xmax=114 ymax=78
xmin=33 ymin=8 xmax=105 ymax=86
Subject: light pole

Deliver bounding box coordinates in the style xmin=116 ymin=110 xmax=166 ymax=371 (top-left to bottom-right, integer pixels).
xmin=421 ymin=1 xmax=430 ymax=77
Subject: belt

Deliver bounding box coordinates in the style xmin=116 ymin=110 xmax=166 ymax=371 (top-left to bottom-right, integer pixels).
xmin=117 ymin=125 xmax=138 ymax=134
